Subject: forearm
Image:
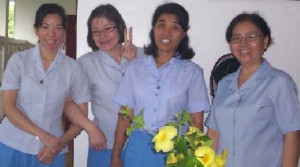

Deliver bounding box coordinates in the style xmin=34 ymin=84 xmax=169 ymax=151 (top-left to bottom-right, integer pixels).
xmin=207 ymin=128 xmax=220 ymax=151
xmin=282 ymin=130 xmax=300 ymax=167
xmin=60 ymin=123 xmax=82 ymax=146
xmin=111 ymin=107 xmax=133 ymax=159
xmin=63 ymin=101 xmax=93 ymax=132
xmin=3 ymin=90 xmax=48 ymax=138
xmin=190 ymin=112 xmax=204 ymax=131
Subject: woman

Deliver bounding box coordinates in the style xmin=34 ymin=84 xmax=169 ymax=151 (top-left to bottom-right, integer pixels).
xmin=75 ymin=4 xmax=139 ymax=167
xmin=205 ymin=13 xmax=300 ymax=167
xmin=111 ymin=2 xmax=210 ymax=167
xmin=0 ymin=4 xmax=103 ymax=167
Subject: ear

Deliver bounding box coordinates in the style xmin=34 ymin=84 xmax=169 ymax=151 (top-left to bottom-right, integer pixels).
xmin=263 ymin=36 xmax=269 ymax=51
xmin=181 ymin=32 xmax=187 ymax=41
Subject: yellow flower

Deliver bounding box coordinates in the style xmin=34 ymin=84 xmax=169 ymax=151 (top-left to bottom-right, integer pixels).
xmin=195 ymin=146 xmax=216 ymax=167
xmin=152 ymin=126 xmax=177 ymax=152
xmin=166 ymin=152 xmax=184 ymax=164
xmin=214 ymin=149 xmax=227 ymax=167
xmin=187 ymin=126 xmax=200 ymax=135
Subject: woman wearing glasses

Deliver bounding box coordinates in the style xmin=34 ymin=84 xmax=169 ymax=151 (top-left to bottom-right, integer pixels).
xmin=205 ymin=13 xmax=300 ymax=167
xmin=72 ymin=4 xmax=141 ymax=167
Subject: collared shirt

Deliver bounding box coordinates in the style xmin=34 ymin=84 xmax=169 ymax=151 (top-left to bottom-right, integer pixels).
xmin=78 ymin=49 xmax=132 ymax=149
xmin=0 ymin=45 xmax=91 ymax=154
xmin=205 ymin=59 xmax=300 ymax=167
xmin=114 ymin=54 xmax=210 ymax=132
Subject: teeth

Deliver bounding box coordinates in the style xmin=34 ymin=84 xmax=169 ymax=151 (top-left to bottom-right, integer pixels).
xmin=162 ymin=39 xmax=170 ymax=44
xmin=241 ymin=50 xmax=250 ymax=54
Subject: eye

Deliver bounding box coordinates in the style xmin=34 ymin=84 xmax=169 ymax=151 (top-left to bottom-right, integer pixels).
xmin=171 ymin=25 xmax=181 ymax=31
xmin=40 ymin=24 xmax=49 ymax=30
xmin=56 ymin=25 xmax=64 ymax=30
xmin=92 ymin=30 xmax=101 ymax=36
xmin=231 ymin=36 xmax=241 ymax=43
xmin=104 ymin=26 xmax=115 ymax=33
xmin=156 ymin=22 xmax=165 ymax=29
xmin=247 ymin=34 xmax=257 ymax=41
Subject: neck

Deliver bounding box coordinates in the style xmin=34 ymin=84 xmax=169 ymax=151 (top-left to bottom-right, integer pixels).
xmin=107 ymin=44 xmax=122 ymax=64
xmin=155 ymin=53 xmax=174 ymax=68
xmin=238 ymin=64 xmax=260 ymax=88
xmin=40 ymin=46 xmax=57 ymax=62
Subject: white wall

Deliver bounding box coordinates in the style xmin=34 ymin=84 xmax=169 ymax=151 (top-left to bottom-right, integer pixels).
xmin=13 ymin=0 xmax=76 ymax=43
xmin=0 ymin=0 xmax=7 ymax=36
xmin=77 ymin=1 xmax=300 ymax=167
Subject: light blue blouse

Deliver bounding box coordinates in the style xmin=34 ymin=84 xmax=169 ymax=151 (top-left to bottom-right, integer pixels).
xmin=205 ymin=59 xmax=300 ymax=167
xmin=78 ymin=50 xmax=130 ymax=149
xmin=114 ymin=54 xmax=210 ymax=132
xmin=0 ymin=45 xmax=91 ymax=154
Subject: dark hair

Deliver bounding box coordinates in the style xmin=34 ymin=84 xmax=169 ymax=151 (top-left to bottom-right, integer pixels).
xmin=87 ymin=4 xmax=126 ymax=51
xmin=144 ymin=2 xmax=195 ymax=59
xmin=34 ymin=3 xmax=67 ymax=29
xmin=225 ymin=12 xmax=273 ymax=48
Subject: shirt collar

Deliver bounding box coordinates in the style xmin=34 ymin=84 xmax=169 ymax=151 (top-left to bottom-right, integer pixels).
xmin=97 ymin=50 xmax=129 ymax=67
xmin=144 ymin=52 xmax=182 ymax=67
xmin=228 ymin=58 xmax=273 ymax=90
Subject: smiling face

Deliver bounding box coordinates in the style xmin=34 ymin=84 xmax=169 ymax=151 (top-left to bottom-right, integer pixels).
xmin=153 ymin=13 xmax=186 ymax=56
xmin=35 ymin=14 xmax=65 ymax=53
xmin=91 ymin=17 xmax=120 ymax=53
xmin=230 ymin=21 xmax=269 ymax=68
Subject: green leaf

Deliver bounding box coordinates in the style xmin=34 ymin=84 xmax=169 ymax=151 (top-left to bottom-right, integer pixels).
xmin=119 ymin=105 xmax=131 ymax=118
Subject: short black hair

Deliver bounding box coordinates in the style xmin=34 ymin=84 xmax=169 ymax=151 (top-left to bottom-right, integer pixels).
xmin=144 ymin=2 xmax=195 ymax=59
xmin=87 ymin=4 xmax=126 ymax=51
xmin=226 ymin=12 xmax=273 ymax=48
xmin=34 ymin=3 xmax=67 ymax=29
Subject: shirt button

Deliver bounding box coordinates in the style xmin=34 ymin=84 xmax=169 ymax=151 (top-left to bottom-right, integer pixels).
xmin=155 ymin=93 xmax=158 ymax=96
xmin=156 ymin=86 xmax=160 ymax=90
xmin=151 ymin=123 xmax=155 ymax=127
xmin=153 ymin=108 xmax=157 ymax=112
xmin=40 ymin=80 xmax=44 ymax=84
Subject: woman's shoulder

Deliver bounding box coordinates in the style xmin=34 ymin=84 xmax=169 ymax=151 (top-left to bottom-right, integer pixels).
xmin=269 ymin=67 xmax=296 ymax=86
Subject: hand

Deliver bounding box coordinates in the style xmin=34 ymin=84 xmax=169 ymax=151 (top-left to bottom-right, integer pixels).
xmin=37 ymin=146 xmax=57 ymax=164
xmin=39 ymin=132 xmax=64 ymax=153
xmin=121 ymin=27 xmax=137 ymax=61
xmin=88 ymin=124 xmax=107 ymax=150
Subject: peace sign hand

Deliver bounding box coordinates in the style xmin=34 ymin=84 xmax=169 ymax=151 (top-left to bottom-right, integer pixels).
xmin=122 ymin=27 xmax=137 ymax=61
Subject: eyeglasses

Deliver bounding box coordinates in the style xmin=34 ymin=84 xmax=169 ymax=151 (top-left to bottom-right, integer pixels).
xmin=92 ymin=26 xmax=116 ymax=36
xmin=230 ymin=33 xmax=264 ymax=44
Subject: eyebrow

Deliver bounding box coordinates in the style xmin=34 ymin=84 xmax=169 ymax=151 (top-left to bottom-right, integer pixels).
xmin=41 ymin=23 xmax=63 ymax=26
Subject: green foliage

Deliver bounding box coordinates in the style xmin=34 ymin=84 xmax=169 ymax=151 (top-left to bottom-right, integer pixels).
xmin=8 ymin=2 xmax=15 ymax=38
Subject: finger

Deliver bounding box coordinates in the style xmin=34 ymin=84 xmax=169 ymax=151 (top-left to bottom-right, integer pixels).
xmin=124 ymin=28 xmax=128 ymax=43
xmin=128 ymin=27 xmax=133 ymax=43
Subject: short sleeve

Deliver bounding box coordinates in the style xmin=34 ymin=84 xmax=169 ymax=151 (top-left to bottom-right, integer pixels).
xmin=187 ymin=65 xmax=210 ymax=113
xmin=70 ymin=64 xmax=91 ymax=104
xmin=1 ymin=54 xmax=21 ymax=90
xmin=271 ymin=75 xmax=300 ymax=134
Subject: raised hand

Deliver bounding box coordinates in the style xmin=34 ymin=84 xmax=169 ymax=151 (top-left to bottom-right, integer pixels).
xmin=121 ymin=27 xmax=137 ymax=60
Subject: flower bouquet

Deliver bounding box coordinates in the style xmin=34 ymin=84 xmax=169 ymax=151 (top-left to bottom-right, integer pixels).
xmin=120 ymin=107 xmax=227 ymax=167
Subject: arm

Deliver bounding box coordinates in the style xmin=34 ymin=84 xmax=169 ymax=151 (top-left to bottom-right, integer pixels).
xmin=207 ymin=128 xmax=220 ymax=151
xmin=282 ymin=130 xmax=300 ymax=167
xmin=2 ymin=90 xmax=63 ymax=152
xmin=190 ymin=112 xmax=204 ymax=132
xmin=63 ymin=100 xmax=107 ymax=150
xmin=111 ymin=106 xmax=133 ymax=167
